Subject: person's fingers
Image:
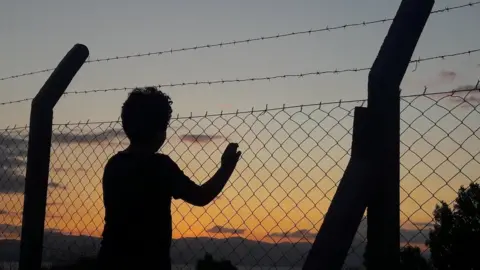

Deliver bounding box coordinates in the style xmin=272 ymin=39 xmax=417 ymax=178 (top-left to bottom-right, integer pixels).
xmin=225 ymin=143 xmax=239 ymax=153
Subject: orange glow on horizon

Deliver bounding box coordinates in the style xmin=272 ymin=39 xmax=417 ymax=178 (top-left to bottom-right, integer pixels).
xmin=2 ymin=130 xmax=468 ymax=249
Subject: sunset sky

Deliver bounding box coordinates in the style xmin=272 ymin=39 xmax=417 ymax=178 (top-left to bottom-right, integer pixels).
xmin=0 ymin=0 xmax=479 ymax=253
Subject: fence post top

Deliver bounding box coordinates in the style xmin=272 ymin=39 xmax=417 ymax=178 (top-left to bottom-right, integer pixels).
xmin=32 ymin=44 xmax=89 ymax=110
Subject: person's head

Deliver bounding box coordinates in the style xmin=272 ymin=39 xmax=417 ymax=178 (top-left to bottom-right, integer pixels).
xmin=121 ymin=86 xmax=172 ymax=152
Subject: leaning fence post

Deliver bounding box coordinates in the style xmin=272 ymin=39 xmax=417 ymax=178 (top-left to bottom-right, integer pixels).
xmin=366 ymin=0 xmax=433 ymax=269
xmin=302 ymin=107 xmax=373 ymax=270
xmin=19 ymin=44 xmax=89 ymax=270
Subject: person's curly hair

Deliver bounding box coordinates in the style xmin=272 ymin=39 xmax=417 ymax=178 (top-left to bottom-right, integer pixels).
xmin=121 ymin=87 xmax=173 ymax=144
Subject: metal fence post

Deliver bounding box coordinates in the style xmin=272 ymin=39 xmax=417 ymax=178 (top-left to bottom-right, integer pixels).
xmin=19 ymin=44 xmax=89 ymax=270
xmin=303 ymin=107 xmax=373 ymax=270
xmin=366 ymin=0 xmax=433 ymax=269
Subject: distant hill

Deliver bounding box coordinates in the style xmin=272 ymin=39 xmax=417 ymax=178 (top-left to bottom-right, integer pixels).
xmin=0 ymin=233 xmax=366 ymax=267
xmin=0 ymin=217 xmax=431 ymax=268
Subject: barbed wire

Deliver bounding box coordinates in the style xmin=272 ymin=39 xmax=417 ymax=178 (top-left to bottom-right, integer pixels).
xmin=0 ymin=48 xmax=477 ymax=107
xmin=66 ymin=67 xmax=371 ymax=95
xmin=52 ymin=82 xmax=480 ymax=122
xmin=0 ymin=98 xmax=33 ymax=107
xmin=1 ymin=81 xmax=478 ymax=131
xmin=0 ymin=1 xmax=478 ymax=83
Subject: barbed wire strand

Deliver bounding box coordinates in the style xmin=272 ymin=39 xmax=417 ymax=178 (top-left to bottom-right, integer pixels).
xmin=1 ymin=81 xmax=477 ymax=131
xmin=57 ymin=82 xmax=480 ymax=121
xmin=0 ymin=48 xmax=477 ymax=107
xmin=0 ymin=1 xmax=478 ymax=82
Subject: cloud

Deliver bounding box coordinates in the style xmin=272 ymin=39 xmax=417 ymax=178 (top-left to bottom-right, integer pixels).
xmin=413 ymin=221 xmax=434 ymax=228
xmin=269 ymin=229 xmax=317 ymax=240
xmin=438 ymin=70 xmax=456 ymax=82
xmin=46 ymin=213 xmax=63 ymax=219
xmin=50 ymin=125 xmax=179 ymax=145
xmin=180 ymin=134 xmax=225 ymax=143
xmin=0 ymin=127 xmax=122 ymax=193
xmin=463 ymin=94 xmax=480 ymax=104
xmin=453 ymin=84 xmax=480 ymax=91
xmin=53 ymin=167 xmax=86 ymax=174
xmin=51 ymin=129 xmax=124 ymax=144
xmin=0 ymin=132 xmax=71 ymax=193
xmin=47 ymin=201 xmax=62 ymax=206
xmin=0 ymin=132 xmax=28 ymax=193
xmin=0 ymin=209 xmax=22 ymax=217
xmin=267 ymin=223 xmax=430 ymax=245
xmin=206 ymin=225 xmax=245 ymax=235
xmin=0 ymin=130 xmax=63 ymax=193
xmin=0 ymin=223 xmax=22 ymax=236
xmin=0 ymin=223 xmax=60 ymax=240
xmin=51 ymin=126 xmax=186 ymax=146
xmin=48 ymin=182 xmax=67 ymax=190
xmin=446 ymin=85 xmax=480 ymax=107
xmin=0 ymin=128 xmax=126 ymax=146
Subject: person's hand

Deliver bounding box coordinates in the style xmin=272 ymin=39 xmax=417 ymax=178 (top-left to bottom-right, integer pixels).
xmin=221 ymin=143 xmax=241 ymax=169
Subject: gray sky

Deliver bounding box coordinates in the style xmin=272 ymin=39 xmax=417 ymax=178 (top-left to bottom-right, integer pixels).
xmin=0 ymin=0 xmax=479 ymax=127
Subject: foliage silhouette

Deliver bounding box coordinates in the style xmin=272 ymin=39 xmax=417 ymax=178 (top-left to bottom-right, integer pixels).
xmin=426 ymin=183 xmax=480 ymax=270
xmin=41 ymin=254 xmax=239 ymax=270
xmin=399 ymin=245 xmax=430 ymax=270
xmin=196 ymin=253 xmax=238 ymax=270
xmin=364 ymin=244 xmax=430 ymax=269
xmin=41 ymin=257 xmax=96 ymax=270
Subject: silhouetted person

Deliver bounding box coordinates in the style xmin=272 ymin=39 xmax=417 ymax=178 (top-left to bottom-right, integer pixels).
xmin=96 ymin=87 xmax=241 ymax=270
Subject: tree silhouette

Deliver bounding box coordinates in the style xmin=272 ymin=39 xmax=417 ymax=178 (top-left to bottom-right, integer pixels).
xmin=399 ymin=245 xmax=429 ymax=270
xmin=363 ymin=243 xmax=430 ymax=269
xmin=196 ymin=253 xmax=238 ymax=270
xmin=426 ymin=183 xmax=480 ymax=270
xmin=44 ymin=257 xmax=96 ymax=270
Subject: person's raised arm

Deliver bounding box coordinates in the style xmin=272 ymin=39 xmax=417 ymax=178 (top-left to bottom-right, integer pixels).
xmin=171 ymin=143 xmax=241 ymax=206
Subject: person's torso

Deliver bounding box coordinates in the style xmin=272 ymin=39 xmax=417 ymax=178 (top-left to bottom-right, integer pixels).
xmin=99 ymin=152 xmax=174 ymax=267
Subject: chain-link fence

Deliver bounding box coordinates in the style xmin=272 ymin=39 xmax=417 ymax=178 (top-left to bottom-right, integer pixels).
xmin=0 ymin=89 xmax=479 ymax=269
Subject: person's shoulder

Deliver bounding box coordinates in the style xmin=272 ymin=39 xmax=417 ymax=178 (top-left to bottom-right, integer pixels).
xmin=109 ymin=151 xmax=129 ymax=161
xmin=153 ymin=153 xmax=174 ymax=163
xmin=105 ymin=151 xmax=131 ymax=168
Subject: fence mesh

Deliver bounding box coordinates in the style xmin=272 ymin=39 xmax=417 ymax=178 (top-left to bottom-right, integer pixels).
xmin=0 ymin=90 xmax=479 ymax=269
